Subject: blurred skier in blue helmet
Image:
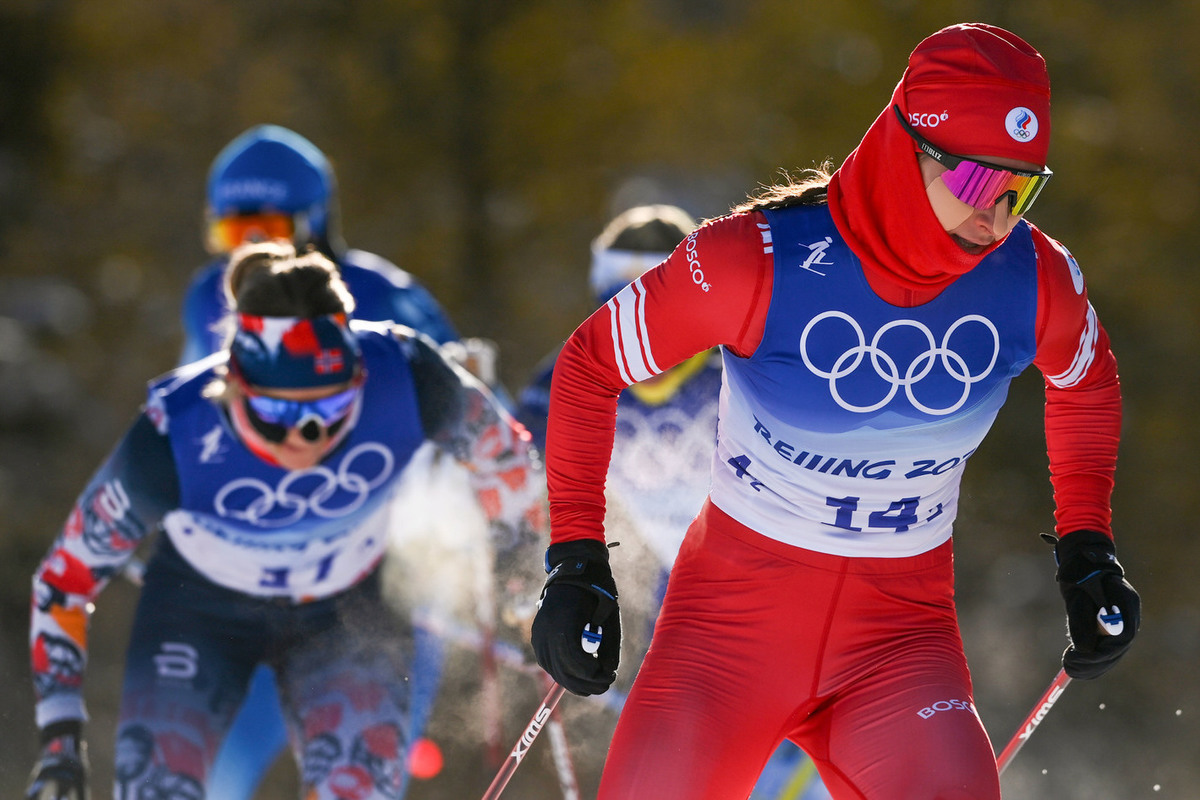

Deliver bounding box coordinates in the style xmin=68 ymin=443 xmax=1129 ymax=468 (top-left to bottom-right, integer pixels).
xmin=182 ymin=124 xmax=463 ymax=364
xmin=205 ymin=123 xmax=338 ymax=253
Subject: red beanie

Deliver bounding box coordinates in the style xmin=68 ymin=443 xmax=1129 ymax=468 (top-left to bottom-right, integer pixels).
xmin=902 ymin=23 xmax=1051 ymax=166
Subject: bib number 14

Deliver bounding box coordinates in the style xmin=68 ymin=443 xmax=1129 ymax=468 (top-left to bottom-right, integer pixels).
xmin=724 ymin=454 xmax=943 ymax=534
xmin=825 ymin=495 xmax=943 ymax=533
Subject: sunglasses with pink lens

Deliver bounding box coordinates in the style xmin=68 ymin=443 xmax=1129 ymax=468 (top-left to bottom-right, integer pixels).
xmin=895 ymin=106 xmax=1052 ymax=216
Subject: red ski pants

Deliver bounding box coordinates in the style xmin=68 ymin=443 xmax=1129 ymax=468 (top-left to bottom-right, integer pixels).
xmin=597 ymin=500 xmax=1001 ymax=800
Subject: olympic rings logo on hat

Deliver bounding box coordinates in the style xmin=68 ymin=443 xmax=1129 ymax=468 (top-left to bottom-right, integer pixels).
xmin=215 ymin=442 xmax=395 ymax=527
xmin=799 ymin=311 xmax=1000 ymax=415
xmin=1005 ymin=107 xmax=1039 ymax=142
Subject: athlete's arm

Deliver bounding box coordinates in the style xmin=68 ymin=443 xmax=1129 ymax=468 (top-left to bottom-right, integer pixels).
xmin=1030 ymin=226 xmax=1121 ymax=537
xmin=343 ymin=250 xmax=462 ymax=345
xmin=405 ymin=329 xmax=545 ymax=553
xmin=30 ymin=413 xmax=180 ymax=730
xmin=547 ymin=212 xmax=775 ymax=544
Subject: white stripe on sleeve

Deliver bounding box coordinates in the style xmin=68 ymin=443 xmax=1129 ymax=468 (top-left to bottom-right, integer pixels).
xmin=606 ymin=279 xmax=662 ymax=385
xmin=1047 ymin=302 xmax=1098 ymax=388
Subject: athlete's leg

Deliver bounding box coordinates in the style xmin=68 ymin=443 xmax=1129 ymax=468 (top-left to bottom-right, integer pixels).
xmin=276 ymin=571 xmax=442 ymax=800
xmin=407 ymin=624 xmax=445 ymax=752
xmin=640 ymin=539 xmax=832 ymax=800
xmin=790 ymin=545 xmax=1000 ymax=800
xmin=597 ymin=504 xmax=841 ymax=800
xmin=113 ymin=543 xmax=262 ymax=798
xmin=796 ymin=659 xmax=999 ymax=799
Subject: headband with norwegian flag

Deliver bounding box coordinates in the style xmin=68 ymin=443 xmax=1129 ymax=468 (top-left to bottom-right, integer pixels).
xmin=230 ymin=313 xmax=360 ymax=388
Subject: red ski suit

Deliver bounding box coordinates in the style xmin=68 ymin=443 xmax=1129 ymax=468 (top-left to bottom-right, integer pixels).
xmin=544 ymin=205 xmax=1119 ymax=799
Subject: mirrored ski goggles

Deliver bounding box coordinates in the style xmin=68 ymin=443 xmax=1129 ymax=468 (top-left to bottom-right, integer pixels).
xmin=209 ymin=212 xmax=296 ymax=252
xmin=245 ymin=385 xmax=359 ymax=429
xmin=894 ymin=106 xmax=1052 ymax=216
xmin=242 ymin=384 xmax=360 ymax=443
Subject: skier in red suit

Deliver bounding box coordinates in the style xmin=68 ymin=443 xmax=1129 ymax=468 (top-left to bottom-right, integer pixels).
xmin=531 ymin=23 xmax=1140 ymax=799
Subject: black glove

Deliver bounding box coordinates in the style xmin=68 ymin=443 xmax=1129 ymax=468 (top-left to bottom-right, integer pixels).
xmin=26 ymin=722 xmax=89 ymax=800
xmin=1046 ymin=530 xmax=1141 ymax=680
xmin=531 ymin=539 xmax=621 ymax=696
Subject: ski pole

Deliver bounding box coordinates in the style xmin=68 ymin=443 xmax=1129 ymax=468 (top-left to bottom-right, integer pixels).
xmin=472 ymin=543 xmax=504 ymax=767
xmin=410 ymin=608 xmax=630 ymax=714
xmin=995 ymin=667 xmax=1072 ymax=775
xmin=481 ymin=680 xmax=567 ymax=800
xmin=539 ymin=672 xmax=581 ymax=800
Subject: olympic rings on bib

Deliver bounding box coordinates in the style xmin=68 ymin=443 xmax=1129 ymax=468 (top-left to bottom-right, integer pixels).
xmin=214 ymin=442 xmax=396 ymax=527
xmin=799 ymin=311 xmax=1000 ymax=415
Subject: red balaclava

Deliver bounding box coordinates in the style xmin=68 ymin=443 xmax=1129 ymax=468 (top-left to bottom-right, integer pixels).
xmin=828 ymin=23 xmax=1051 ymax=306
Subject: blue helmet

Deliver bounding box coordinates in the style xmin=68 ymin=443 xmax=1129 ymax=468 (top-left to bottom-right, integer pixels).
xmin=206 ymin=125 xmax=338 ymax=250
